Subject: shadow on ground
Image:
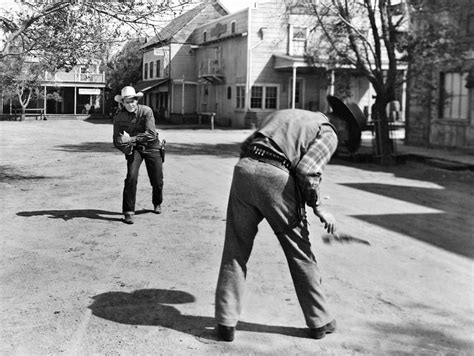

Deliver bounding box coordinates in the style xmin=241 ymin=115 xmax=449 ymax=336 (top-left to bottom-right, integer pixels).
xmin=54 ymin=142 xmax=116 ymax=153
xmin=369 ymin=318 xmax=473 ymax=354
xmin=89 ymin=288 xmax=308 ymax=340
xmin=0 ymin=165 xmax=49 ymax=182
xmin=15 ymin=209 xmax=153 ymax=222
xmin=52 ymin=141 xmax=240 ymax=157
xmin=330 ymin=159 xmax=474 ymax=259
xmin=342 ymin=183 xmax=474 ymax=259
xmin=166 ymin=143 xmax=240 ymax=158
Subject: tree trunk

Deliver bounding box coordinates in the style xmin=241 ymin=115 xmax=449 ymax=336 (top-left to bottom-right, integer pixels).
xmin=19 ymin=106 xmax=26 ymax=122
xmin=372 ymin=101 xmax=394 ymax=165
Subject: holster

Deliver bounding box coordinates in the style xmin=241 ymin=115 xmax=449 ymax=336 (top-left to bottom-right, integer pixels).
xmin=160 ymin=139 xmax=166 ymax=163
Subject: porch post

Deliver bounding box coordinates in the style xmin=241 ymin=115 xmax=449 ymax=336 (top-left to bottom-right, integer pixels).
xmin=181 ymin=75 xmax=185 ymax=115
xmin=329 ymin=70 xmax=335 ymax=96
xmin=74 ymin=87 xmax=77 ymax=115
xmin=43 ymin=86 xmax=47 ymax=114
xmin=401 ymin=69 xmax=407 ymax=121
xmin=292 ymin=64 xmax=297 ymax=109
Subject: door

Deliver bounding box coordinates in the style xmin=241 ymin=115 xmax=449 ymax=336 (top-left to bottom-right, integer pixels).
xmin=288 ymin=78 xmax=305 ymax=109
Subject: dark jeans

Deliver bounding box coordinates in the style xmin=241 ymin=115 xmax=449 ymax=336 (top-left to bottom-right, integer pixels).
xmin=122 ymin=148 xmax=163 ymax=213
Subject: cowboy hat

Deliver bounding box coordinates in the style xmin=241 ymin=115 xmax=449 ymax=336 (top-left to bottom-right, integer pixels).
xmin=114 ymin=86 xmax=144 ymax=103
xmin=326 ymin=95 xmax=367 ymax=153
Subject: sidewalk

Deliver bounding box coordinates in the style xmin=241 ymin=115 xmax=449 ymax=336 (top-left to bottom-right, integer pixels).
xmin=360 ymin=129 xmax=474 ymax=170
xmin=396 ymin=143 xmax=474 ymax=170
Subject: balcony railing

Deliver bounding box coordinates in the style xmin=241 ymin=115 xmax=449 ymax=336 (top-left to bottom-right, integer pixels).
xmin=44 ymin=71 xmax=106 ymax=83
xmin=199 ymin=59 xmax=224 ymax=77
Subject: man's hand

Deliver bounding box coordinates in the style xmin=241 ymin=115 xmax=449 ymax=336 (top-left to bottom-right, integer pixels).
xmin=313 ymin=206 xmax=336 ymax=234
xmin=119 ymin=131 xmax=131 ymax=144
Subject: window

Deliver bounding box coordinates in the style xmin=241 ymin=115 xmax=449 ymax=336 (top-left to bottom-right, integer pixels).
xmin=250 ymin=85 xmax=279 ymax=109
xmin=250 ymin=86 xmax=263 ymax=109
xmin=231 ymin=21 xmax=236 ymax=34
xmin=440 ymin=72 xmax=469 ymax=120
xmin=203 ymin=31 xmax=207 ymax=42
xmin=292 ymin=27 xmax=307 ymax=55
xmin=156 ymin=60 xmax=161 ymax=77
xmin=467 ymin=14 xmax=474 ymax=36
xmin=149 ymin=61 xmax=153 ymax=78
xmin=236 ymin=85 xmax=245 ymax=109
xmin=144 ymin=63 xmax=148 ymax=79
xmin=227 ymin=86 xmax=232 ymax=100
xmin=265 ymin=86 xmax=277 ymax=109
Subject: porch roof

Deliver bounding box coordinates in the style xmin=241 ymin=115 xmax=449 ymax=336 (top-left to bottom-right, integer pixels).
xmin=273 ymin=54 xmax=407 ymax=71
xmin=273 ymin=54 xmax=313 ymax=70
xmin=134 ymin=79 xmax=169 ymax=93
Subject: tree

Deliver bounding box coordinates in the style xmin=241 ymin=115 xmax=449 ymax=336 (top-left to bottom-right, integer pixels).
xmin=285 ymin=0 xmax=466 ymax=164
xmin=104 ymin=38 xmax=145 ymax=114
xmin=0 ymin=0 xmax=194 ymax=116
xmin=0 ymin=0 xmax=195 ymax=60
xmin=0 ymin=55 xmax=45 ymax=120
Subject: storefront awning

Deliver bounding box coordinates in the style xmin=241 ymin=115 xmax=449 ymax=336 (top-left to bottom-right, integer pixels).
xmin=134 ymin=79 xmax=169 ymax=92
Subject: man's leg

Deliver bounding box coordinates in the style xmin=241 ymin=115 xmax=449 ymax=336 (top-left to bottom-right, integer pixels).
xmin=258 ymin=165 xmax=333 ymax=329
xmin=215 ymin=161 xmax=263 ymax=328
xmin=275 ymin=224 xmax=333 ymax=329
xmin=143 ymin=150 xmax=163 ymax=210
xmin=122 ymin=150 xmax=143 ymax=215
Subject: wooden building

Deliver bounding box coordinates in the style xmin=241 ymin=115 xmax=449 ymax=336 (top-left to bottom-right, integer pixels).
xmin=406 ymin=0 xmax=474 ymax=150
xmin=138 ymin=0 xmax=401 ymax=128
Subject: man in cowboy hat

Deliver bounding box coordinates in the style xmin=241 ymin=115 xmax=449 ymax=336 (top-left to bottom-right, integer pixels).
xmin=214 ymin=96 xmax=366 ymax=342
xmin=113 ymin=86 xmax=164 ymax=224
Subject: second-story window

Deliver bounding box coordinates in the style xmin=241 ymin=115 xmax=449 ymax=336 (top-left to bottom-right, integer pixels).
xmin=149 ymin=61 xmax=153 ymax=78
xmin=467 ymin=14 xmax=474 ymax=35
xmin=292 ymin=27 xmax=307 ymax=55
xmin=231 ymin=21 xmax=236 ymax=34
xmin=156 ymin=60 xmax=161 ymax=78
xmin=144 ymin=63 xmax=148 ymax=79
xmin=203 ymin=31 xmax=207 ymax=42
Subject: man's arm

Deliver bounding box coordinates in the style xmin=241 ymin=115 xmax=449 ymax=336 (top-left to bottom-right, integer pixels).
xmin=239 ymin=131 xmax=259 ymax=157
xmin=295 ymin=125 xmax=338 ymax=233
xmin=135 ymin=106 xmax=159 ymax=145
xmin=113 ymin=115 xmax=134 ymax=155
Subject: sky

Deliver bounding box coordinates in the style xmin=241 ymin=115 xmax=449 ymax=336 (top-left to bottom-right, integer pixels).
xmin=220 ymin=0 xmax=257 ymax=13
xmin=0 ymin=0 xmax=258 ymax=12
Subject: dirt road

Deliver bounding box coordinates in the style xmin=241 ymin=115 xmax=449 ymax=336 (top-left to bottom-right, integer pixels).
xmin=1 ymin=119 xmax=473 ymax=355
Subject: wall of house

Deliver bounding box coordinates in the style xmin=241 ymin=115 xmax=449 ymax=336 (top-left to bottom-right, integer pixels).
xmin=406 ymin=1 xmax=473 ymax=150
xmin=143 ymin=47 xmax=169 ymax=80
xmin=194 ymin=9 xmax=250 ymax=127
xmin=170 ymin=81 xmax=197 ymax=117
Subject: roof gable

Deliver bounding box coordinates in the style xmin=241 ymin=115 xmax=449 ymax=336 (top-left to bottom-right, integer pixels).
xmin=142 ymin=1 xmax=228 ymax=50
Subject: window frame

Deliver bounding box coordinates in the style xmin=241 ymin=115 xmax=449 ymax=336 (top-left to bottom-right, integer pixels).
xmin=439 ymin=71 xmax=469 ymax=120
xmin=156 ymin=59 xmax=161 ymax=78
xmin=236 ymin=85 xmax=245 ymax=110
xmin=250 ymin=84 xmax=279 ymax=110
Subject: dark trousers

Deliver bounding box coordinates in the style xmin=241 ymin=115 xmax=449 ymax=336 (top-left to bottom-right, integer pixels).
xmin=122 ymin=148 xmax=163 ymax=213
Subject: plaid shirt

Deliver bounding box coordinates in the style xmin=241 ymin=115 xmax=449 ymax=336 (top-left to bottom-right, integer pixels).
xmin=241 ymin=124 xmax=337 ymax=208
xmin=295 ymin=125 xmax=338 ymax=207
